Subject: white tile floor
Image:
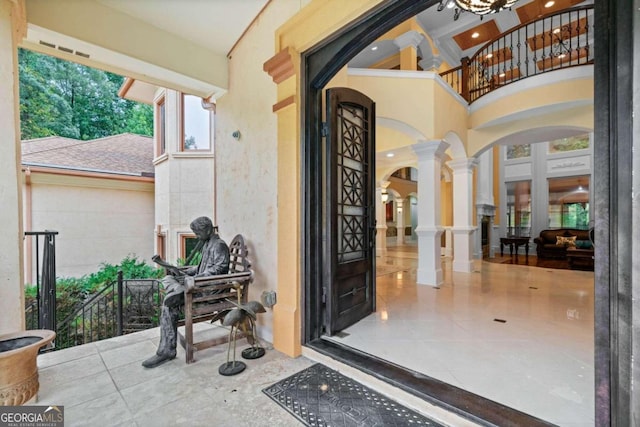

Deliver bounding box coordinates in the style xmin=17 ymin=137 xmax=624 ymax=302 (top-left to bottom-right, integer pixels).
xmin=326 ymin=244 xmax=595 ymax=427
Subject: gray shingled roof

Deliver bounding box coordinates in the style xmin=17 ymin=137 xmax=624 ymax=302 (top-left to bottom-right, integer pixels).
xmin=22 ymin=133 xmax=154 ymax=177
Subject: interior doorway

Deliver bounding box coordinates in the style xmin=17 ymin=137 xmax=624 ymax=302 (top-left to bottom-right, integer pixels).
xmin=301 ymin=0 xmax=629 ymax=425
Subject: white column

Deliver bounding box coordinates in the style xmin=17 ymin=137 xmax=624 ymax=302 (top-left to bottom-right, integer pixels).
xmin=396 ymin=199 xmax=405 ymax=245
xmin=375 ymin=181 xmax=390 ymax=257
xmin=475 ymin=150 xmax=495 ymax=259
xmin=448 ymin=158 xmax=478 ymax=273
xmin=413 ymin=140 xmax=449 ymax=286
xmin=0 ymin=1 xmax=25 ymax=333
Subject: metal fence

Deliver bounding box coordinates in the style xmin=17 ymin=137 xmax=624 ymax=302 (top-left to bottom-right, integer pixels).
xmin=49 ymin=272 xmax=162 ymax=351
xmin=24 ymin=231 xmax=58 ymax=332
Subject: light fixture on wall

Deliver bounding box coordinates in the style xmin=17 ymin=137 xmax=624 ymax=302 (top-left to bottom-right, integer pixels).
xmin=437 ymin=0 xmax=519 ymax=21
xmin=381 ymin=191 xmax=389 ymax=203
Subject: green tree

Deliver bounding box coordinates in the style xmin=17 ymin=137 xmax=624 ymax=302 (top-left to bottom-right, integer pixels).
xmin=18 ymin=48 xmax=153 ymax=141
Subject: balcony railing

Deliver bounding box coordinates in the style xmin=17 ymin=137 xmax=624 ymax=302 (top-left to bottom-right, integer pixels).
xmin=440 ymin=5 xmax=594 ymax=103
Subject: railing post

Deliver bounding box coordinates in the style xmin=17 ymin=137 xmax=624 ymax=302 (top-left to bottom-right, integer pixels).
xmin=117 ymin=270 xmax=123 ymax=336
xmin=461 ymin=56 xmax=470 ymax=102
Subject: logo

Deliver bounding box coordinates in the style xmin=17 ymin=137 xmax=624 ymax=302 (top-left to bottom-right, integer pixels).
xmin=0 ymin=406 xmax=64 ymax=427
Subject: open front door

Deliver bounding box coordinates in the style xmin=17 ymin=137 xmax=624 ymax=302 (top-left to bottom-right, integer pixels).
xmin=325 ymin=87 xmax=376 ymax=335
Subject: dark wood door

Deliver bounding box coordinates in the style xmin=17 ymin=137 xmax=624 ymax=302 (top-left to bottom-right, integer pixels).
xmin=325 ymin=87 xmax=376 ymax=335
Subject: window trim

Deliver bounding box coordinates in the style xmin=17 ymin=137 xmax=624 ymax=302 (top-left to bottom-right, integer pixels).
xmin=180 ymin=93 xmax=212 ymax=152
xmin=155 ymin=94 xmax=166 ymax=157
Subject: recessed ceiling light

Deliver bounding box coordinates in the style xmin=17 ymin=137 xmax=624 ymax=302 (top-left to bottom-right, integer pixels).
xmin=486 ymin=53 xmax=493 ymax=59
xmin=544 ymin=1 xmax=555 ymax=8
xmin=386 ymin=153 xmax=395 ymax=158
xmin=471 ymin=32 xmax=480 ymax=39
xmin=371 ymin=46 xmax=378 ymax=51
xmin=499 ymin=72 xmax=506 ymax=77
xmin=447 ymin=0 xmax=455 ymax=8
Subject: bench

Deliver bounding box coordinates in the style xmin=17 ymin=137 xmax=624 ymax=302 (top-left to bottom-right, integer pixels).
xmin=177 ymin=234 xmax=253 ymax=364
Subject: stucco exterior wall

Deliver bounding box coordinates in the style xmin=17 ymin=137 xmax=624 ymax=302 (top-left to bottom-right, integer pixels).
xmin=214 ymin=0 xmax=310 ymax=344
xmin=153 ymin=88 xmax=216 ymax=265
xmin=25 ymin=172 xmax=155 ymax=278
xmin=0 ymin=0 xmax=25 ymax=334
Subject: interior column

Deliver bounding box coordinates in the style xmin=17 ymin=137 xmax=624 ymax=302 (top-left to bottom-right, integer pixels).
xmin=413 ymin=140 xmax=449 ymax=286
xmin=396 ymin=198 xmax=405 ymax=245
xmin=448 ymin=158 xmax=477 ymax=273
xmin=394 ymin=30 xmax=422 ymax=71
xmin=375 ymin=181 xmax=389 ymax=257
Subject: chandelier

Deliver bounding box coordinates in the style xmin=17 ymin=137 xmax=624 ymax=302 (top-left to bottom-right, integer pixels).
xmin=438 ymin=0 xmax=519 ymax=20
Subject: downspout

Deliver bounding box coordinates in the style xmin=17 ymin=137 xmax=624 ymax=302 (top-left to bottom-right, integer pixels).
xmin=23 ymin=166 xmax=33 ymax=285
xmin=202 ymin=97 xmax=217 ymax=226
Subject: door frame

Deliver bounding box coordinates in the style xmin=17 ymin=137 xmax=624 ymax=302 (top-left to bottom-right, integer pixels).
xmin=301 ymin=0 xmax=634 ymax=425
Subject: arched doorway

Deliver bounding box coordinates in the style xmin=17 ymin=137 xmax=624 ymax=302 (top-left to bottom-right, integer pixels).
xmin=299 ymin=1 xmax=630 ymax=425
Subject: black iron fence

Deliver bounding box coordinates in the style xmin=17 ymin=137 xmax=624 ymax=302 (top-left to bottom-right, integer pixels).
xmin=54 ymin=272 xmax=162 ymax=350
xmin=440 ymin=5 xmax=594 ymax=103
xmin=24 ymin=231 xmax=58 ymax=332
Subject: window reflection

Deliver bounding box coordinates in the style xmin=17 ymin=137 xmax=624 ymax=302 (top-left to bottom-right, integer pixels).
xmin=182 ymin=94 xmax=211 ymax=150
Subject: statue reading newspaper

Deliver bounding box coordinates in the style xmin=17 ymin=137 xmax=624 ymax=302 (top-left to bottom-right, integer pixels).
xmin=142 ymin=217 xmax=230 ymax=368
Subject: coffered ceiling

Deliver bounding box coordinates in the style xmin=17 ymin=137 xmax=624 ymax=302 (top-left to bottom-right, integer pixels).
xmin=349 ymin=0 xmax=593 ymax=70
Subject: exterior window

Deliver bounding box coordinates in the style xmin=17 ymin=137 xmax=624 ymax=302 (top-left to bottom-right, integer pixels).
xmin=155 ymin=96 xmax=166 ymax=156
xmin=506 ymin=144 xmax=531 ymax=159
xmin=179 ymin=234 xmax=201 ymax=265
xmin=156 ymin=231 xmax=166 ymax=261
xmin=548 ymin=133 xmax=590 ymax=154
xmin=181 ymin=94 xmax=211 ymax=151
xmin=505 ymin=180 xmax=531 ymax=237
xmin=548 ymin=176 xmax=590 ymax=229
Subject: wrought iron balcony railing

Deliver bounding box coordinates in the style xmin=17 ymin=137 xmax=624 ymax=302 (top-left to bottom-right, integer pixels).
xmin=440 ymin=5 xmax=594 ymax=103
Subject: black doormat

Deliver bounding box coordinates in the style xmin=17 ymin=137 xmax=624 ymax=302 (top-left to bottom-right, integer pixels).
xmin=263 ymin=363 xmax=446 ymax=427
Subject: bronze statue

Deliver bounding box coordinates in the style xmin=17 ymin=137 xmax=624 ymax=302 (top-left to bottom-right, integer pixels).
xmin=142 ymin=216 xmax=230 ymax=368
xmin=218 ymin=300 xmax=266 ymax=376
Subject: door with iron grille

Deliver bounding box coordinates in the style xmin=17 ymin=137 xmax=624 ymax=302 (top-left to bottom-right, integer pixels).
xmin=325 ymin=87 xmax=376 ymax=335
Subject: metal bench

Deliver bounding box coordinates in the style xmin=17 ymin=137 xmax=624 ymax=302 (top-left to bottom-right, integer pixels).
xmin=177 ymin=234 xmax=253 ymax=364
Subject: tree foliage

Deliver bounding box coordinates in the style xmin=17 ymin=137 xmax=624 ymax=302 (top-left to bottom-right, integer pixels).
xmin=18 ymin=49 xmax=153 ymax=141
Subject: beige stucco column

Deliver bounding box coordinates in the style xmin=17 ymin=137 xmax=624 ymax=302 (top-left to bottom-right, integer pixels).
xmin=413 ymin=139 xmax=449 ymax=286
xmin=264 ymin=47 xmax=301 ymax=357
xmin=448 ymin=158 xmax=478 ymax=273
xmin=376 ymin=180 xmax=389 ymax=257
xmin=0 ymin=0 xmax=26 ymax=334
xmin=393 ymin=30 xmax=423 ymax=71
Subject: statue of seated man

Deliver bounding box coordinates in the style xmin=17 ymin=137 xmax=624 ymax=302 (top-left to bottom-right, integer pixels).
xmin=142 ymin=216 xmax=230 ymax=368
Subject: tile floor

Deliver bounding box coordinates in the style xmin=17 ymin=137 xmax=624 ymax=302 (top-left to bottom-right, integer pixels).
xmin=326 ymin=244 xmax=595 ymax=427
xmin=34 ymin=321 xmax=476 ymax=427
xmin=32 ymin=245 xmax=594 ymax=426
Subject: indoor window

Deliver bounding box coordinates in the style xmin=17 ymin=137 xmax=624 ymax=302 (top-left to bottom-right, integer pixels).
xmin=505 ymin=180 xmax=531 ymax=237
xmin=506 ymin=144 xmax=531 ymax=159
xmin=548 ymin=133 xmax=590 ymax=154
xmin=548 ymin=176 xmax=590 ymax=229
xmin=181 ymin=94 xmax=211 ymax=151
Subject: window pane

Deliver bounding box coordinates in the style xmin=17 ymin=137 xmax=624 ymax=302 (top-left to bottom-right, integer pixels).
xmin=505 ymin=180 xmax=531 ymax=236
xmin=506 ymin=144 xmax=531 ymax=159
xmin=183 ymin=95 xmax=210 ymax=150
xmin=548 ymin=176 xmax=590 ymax=229
xmin=548 ymin=134 xmax=589 ymax=154
xmin=157 ymin=99 xmax=166 ymax=155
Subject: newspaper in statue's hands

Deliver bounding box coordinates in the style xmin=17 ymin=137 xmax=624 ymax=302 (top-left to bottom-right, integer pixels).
xmin=151 ymin=255 xmax=184 ymax=276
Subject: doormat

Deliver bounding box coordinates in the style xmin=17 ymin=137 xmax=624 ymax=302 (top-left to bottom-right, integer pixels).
xmin=262 ymin=363 xmax=446 ymax=427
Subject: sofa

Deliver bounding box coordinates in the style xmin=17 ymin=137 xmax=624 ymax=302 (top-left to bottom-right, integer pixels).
xmin=533 ymin=229 xmax=593 ymax=259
